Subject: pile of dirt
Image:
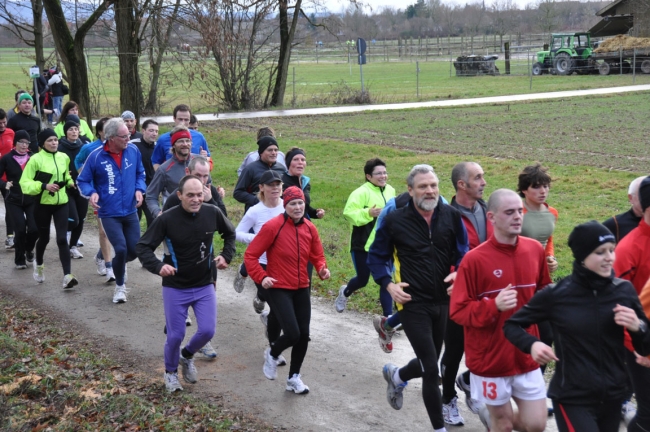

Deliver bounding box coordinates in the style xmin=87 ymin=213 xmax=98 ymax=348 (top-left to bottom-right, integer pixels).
xmin=594 ymin=34 xmax=650 ymax=52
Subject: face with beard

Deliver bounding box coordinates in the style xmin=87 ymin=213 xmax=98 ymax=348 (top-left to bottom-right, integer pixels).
xmin=409 ymin=171 xmax=439 ymax=212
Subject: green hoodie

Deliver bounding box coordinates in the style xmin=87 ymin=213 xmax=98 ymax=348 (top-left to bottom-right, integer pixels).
xmin=20 ymin=149 xmax=73 ymax=205
xmin=343 ymin=181 xmax=396 ymax=252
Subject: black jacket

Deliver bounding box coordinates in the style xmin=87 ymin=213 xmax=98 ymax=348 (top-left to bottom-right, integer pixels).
xmin=233 ymin=159 xmax=286 ymax=211
xmin=368 ymin=199 xmax=468 ymax=306
xmin=163 ymin=184 xmax=227 ymax=217
xmin=504 ymin=263 xmax=650 ymax=405
xmin=0 ymin=150 xmax=34 ymax=205
xmin=7 ymin=112 xmax=41 ymax=153
xmin=57 ymin=137 xmax=84 ymax=180
xmin=136 ymin=203 xmax=236 ymax=289
xmin=603 ymin=208 xmax=641 ymax=243
xmin=131 ymin=137 xmax=156 ymax=185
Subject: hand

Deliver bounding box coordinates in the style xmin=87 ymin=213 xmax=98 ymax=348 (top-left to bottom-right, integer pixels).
xmin=530 ymin=341 xmax=559 ymax=365
xmin=5 ymin=181 xmax=12 ymax=190
xmin=635 ymin=353 xmax=650 ymax=368
xmin=214 ymin=255 xmax=228 ymax=269
xmin=316 ymin=209 xmax=325 ymax=219
xmin=203 ymin=184 xmax=212 ymax=201
xmin=135 ymin=190 xmax=143 ymax=208
xmin=546 ymin=256 xmax=558 ymax=273
xmin=368 ymin=205 xmax=382 ymax=218
xmin=613 ymin=304 xmax=642 ymax=332
xmin=387 ymin=282 xmax=411 ymax=305
xmin=200 ymin=149 xmax=208 ymax=157
xmin=444 ymin=271 xmax=457 ymax=296
xmin=45 ymin=183 xmax=60 ymax=193
xmin=318 ymin=267 xmax=330 ymax=280
xmin=159 ymin=264 xmax=177 ymax=277
xmin=89 ymin=193 xmax=100 ymax=209
xmin=495 ymin=284 xmax=518 ymax=311
xmin=262 ymin=276 xmax=277 ymax=289
xmin=217 ymin=186 xmax=225 ymax=198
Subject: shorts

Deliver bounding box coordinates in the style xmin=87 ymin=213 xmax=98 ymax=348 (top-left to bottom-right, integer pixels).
xmin=470 ymin=369 xmax=546 ymax=406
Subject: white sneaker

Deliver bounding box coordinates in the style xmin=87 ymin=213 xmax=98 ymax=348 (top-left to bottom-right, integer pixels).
xmin=260 ymin=310 xmax=269 ymax=327
xmin=198 ymin=342 xmax=218 ymax=359
xmin=33 ymin=261 xmax=44 ymax=283
xmin=335 ymin=285 xmax=348 ymax=313
xmin=70 ymin=246 xmax=84 ymax=259
xmin=95 ymin=256 xmax=107 ymax=275
xmin=179 ymin=354 xmax=198 ymax=383
xmin=164 ymin=372 xmax=183 ymax=393
xmin=233 ymin=271 xmax=246 ymax=293
xmin=77 ymin=239 xmax=84 ymax=247
xmin=62 ymin=274 xmax=78 ymax=289
xmin=105 ymin=267 xmax=116 ymax=283
xmin=276 ymin=354 xmax=287 ymax=366
xmin=622 ymin=399 xmax=637 ymax=426
xmin=286 ymin=373 xmax=310 ymax=394
xmin=443 ymin=396 xmax=465 ymax=425
xmin=263 ymin=347 xmax=278 ymax=380
xmin=112 ymin=284 xmax=128 ymax=303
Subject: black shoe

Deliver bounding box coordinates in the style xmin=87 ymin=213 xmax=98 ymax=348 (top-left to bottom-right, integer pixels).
xmin=25 ymin=251 xmax=35 ymax=263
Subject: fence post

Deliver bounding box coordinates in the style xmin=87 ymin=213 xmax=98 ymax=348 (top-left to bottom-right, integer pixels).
xmin=620 ymin=47 xmax=623 ymax=75
xmin=505 ymin=42 xmax=510 ymax=75
xmin=292 ymin=66 xmax=295 ymax=108
xmin=416 ymin=61 xmax=420 ymax=98
xmin=633 ymin=48 xmax=636 ymax=84
xmin=450 ymin=51 xmax=453 ymax=77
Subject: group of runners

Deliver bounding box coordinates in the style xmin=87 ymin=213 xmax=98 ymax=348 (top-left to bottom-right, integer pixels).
xmin=2 ymin=89 xmax=650 ymax=432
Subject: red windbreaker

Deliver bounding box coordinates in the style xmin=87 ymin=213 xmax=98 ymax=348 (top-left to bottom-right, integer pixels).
xmin=450 ymin=235 xmax=551 ymax=377
xmin=244 ymin=213 xmax=327 ymax=290
xmin=0 ymin=128 xmax=14 ymax=181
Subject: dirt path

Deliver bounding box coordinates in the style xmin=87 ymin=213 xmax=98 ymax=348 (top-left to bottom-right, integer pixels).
xmin=2 ymin=205 xmax=626 ymax=431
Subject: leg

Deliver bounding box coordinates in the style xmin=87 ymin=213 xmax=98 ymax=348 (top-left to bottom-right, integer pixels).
xmin=66 ymin=191 xmax=79 ymax=235
xmin=441 ymin=318 xmax=465 ymax=404
xmin=6 ymin=202 xmax=27 ymax=265
xmin=552 ymin=401 xmax=599 ymax=432
xmin=101 ymin=217 xmax=128 ymax=285
xmin=627 ymin=355 xmax=650 ymax=432
xmin=287 ymin=288 xmax=311 ymax=377
xmin=344 ymin=250 xmax=371 ymax=296
xmin=24 ymin=201 xmax=39 ymax=256
xmin=379 ymin=282 xmax=394 ymax=317
xmin=184 ymin=285 xmax=217 ymax=354
xmin=511 ymin=397 xmax=547 ymax=432
xmin=162 ymin=286 xmax=190 ymax=372
xmin=51 ymin=204 xmax=71 ymax=275
xmin=596 ymin=399 xmax=625 ymax=432
xmin=34 ymin=204 xmax=53 ymax=265
xmin=486 ymin=401 xmax=516 ymax=432
xmin=1 ymin=188 xmax=14 ymax=238
xmin=122 ymin=212 xmax=141 ymax=262
xmin=68 ymin=192 xmax=88 ymax=248
xmin=265 ymin=288 xmax=302 ymax=357
xmin=97 ymin=218 xmax=112 ymax=264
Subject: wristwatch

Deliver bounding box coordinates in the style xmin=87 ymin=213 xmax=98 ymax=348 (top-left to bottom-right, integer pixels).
xmin=638 ymin=321 xmax=648 ymax=334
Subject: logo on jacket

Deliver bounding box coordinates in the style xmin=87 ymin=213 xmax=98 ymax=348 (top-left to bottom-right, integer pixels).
xmin=103 ymin=162 xmax=117 ymax=195
xmin=124 ymin=157 xmax=132 ymax=170
xmin=493 ymin=269 xmax=503 ymax=278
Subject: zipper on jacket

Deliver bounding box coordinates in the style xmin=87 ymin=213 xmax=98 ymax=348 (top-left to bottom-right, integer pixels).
xmin=295 ymin=222 xmax=301 ymax=288
xmin=593 ymin=289 xmax=605 ymax=402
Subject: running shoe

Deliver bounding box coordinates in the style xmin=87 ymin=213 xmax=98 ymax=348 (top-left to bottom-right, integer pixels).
xmin=263 ymin=347 xmax=277 ymax=380
xmin=15 ymin=263 xmax=27 ymax=269
xmin=373 ymin=315 xmax=393 ymax=353
xmin=233 ymin=271 xmax=246 ymax=293
xmin=164 ymin=372 xmax=183 ymax=393
xmin=286 ymin=373 xmax=310 ymax=394
xmin=25 ymin=250 xmax=34 ymax=263
xmin=276 ymin=354 xmax=287 ymax=367
xmin=62 ymin=274 xmax=78 ymax=289
xmin=179 ymin=354 xmax=198 ymax=383
xmin=5 ymin=235 xmax=14 ymax=249
xmin=382 ymin=363 xmax=407 ymax=410
xmin=77 ymin=239 xmax=84 ymax=247
xmin=105 ymin=267 xmax=116 ymax=283
xmin=253 ymin=296 xmax=265 ymax=314
xmin=70 ymin=246 xmax=84 ymax=259
xmin=112 ymin=285 xmax=128 ymax=303
xmin=335 ymin=285 xmax=348 ymax=313
xmin=478 ymin=404 xmax=491 ymax=431
xmin=622 ymin=400 xmax=637 ymax=426
xmin=198 ymin=342 xmax=218 ymax=359
xmin=456 ymin=372 xmax=483 ymax=414
xmin=185 ymin=315 xmax=192 ymax=326
xmin=443 ymin=396 xmax=465 ymax=426
xmin=95 ymin=255 xmax=107 ymax=276
xmin=260 ymin=310 xmax=269 ymax=327
xmin=33 ymin=261 xmax=44 ymax=283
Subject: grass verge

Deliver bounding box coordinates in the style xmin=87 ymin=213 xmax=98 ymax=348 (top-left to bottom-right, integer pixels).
xmin=0 ymin=295 xmax=270 ymax=431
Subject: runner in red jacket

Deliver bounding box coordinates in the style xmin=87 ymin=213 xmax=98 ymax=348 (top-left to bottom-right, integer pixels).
xmin=450 ymin=189 xmax=551 ymax=432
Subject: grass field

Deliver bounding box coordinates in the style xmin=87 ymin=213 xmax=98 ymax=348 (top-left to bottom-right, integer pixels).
xmin=2 ymin=47 xmax=650 ymax=115
xmin=191 ymin=91 xmax=650 ymax=313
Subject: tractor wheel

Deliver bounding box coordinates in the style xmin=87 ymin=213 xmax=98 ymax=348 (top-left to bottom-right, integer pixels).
xmin=532 ymin=62 xmax=544 ymax=76
xmin=554 ymin=53 xmax=573 ymax=75
xmin=599 ymin=62 xmax=612 ymax=75
xmin=641 ymin=60 xmax=650 ymax=74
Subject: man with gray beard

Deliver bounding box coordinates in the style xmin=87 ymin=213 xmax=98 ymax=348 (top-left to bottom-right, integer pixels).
xmin=368 ymin=164 xmax=468 ymax=432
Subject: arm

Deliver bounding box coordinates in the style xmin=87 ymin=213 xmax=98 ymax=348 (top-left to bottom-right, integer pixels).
xmin=135 ymin=215 xmax=167 ymax=275
xmin=235 ymin=209 xmax=257 ymax=244
xmin=237 ymin=152 xmax=256 ymax=177
xmin=367 ymin=217 xmax=395 ymax=291
xmin=449 ymin=263 xmax=501 ymax=328
xmin=503 ymin=286 xmax=553 ymax=354
xmin=145 ymin=169 xmax=165 ymax=217
xmin=303 ymin=182 xmax=319 ymax=219
xmin=244 ymin=220 xmax=279 ymax=284
xmin=614 ymin=238 xmax=637 ymax=283
xmin=453 ymin=213 xmax=469 ymax=267
xmin=151 ymin=140 xmax=167 ymax=167
xmin=545 ymin=207 xmax=559 ymax=257
xmin=308 ymin=223 xmax=328 ymax=277
xmin=375 ymin=198 xmax=396 ymax=231
xmin=208 ymin=185 xmax=227 ymax=216
xmin=134 ymin=150 xmax=147 ymax=193
xmin=343 ymin=187 xmax=373 ymax=227
xmin=233 ymin=167 xmax=259 ymax=207
xmin=215 ymin=208 xmax=236 ymax=264
xmin=19 ymin=157 xmax=46 ymax=196
xmin=76 ymin=156 xmax=97 ymax=198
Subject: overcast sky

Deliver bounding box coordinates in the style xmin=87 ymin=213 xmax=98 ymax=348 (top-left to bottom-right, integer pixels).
xmin=317 ymin=0 xmax=535 ymax=14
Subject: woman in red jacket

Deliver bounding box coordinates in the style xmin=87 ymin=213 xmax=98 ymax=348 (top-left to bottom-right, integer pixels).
xmin=244 ymin=186 xmax=330 ymax=394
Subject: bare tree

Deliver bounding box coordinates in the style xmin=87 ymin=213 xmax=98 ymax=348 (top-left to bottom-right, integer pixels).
xmin=42 ymin=0 xmax=114 ymax=121
xmin=0 ymin=0 xmax=48 ymax=70
xmin=490 ymin=0 xmax=516 ymax=51
xmin=440 ymin=4 xmax=459 ymax=37
xmin=462 ymin=2 xmax=487 ymax=53
xmin=270 ymin=0 xmax=303 ymax=107
xmin=536 ymin=0 xmax=559 ymax=35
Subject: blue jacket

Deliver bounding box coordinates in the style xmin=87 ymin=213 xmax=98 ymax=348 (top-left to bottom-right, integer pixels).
xmin=151 ymin=129 xmax=210 ymax=166
xmin=77 ymin=143 xmax=146 ymax=218
xmin=75 ymin=139 xmax=103 ymax=171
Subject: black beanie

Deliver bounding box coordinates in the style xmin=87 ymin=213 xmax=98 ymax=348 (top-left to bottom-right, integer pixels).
xmin=639 ymin=176 xmax=650 ymax=213
xmin=13 ymin=130 xmax=30 ymax=146
xmin=63 ymin=120 xmax=80 ymax=136
xmin=285 ymin=148 xmax=305 ymax=169
xmin=38 ymin=129 xmax=58 ymax=148
xmin=257 ymin=136 xmax=278 ymax=155
xmin=66 ymin=113 xmax=80 ymax=124
xmin=568 ymin=220 xmax=616 ymax=263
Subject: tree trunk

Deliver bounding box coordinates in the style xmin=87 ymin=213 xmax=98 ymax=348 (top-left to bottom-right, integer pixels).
xmin=31 ymin=0 xmax=45 ymax=71
xmin=42 ymin=0 xmax=113 ymax=124
xmin=115 ymin=0 xmax=143 ymax=127
xmin=270 ymin=0 xmax=301 ymax=107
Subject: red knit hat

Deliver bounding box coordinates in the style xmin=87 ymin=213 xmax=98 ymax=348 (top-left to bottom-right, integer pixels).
xmin=171 ymin=129 xmax=191 ymax=145
xmin=283 ymin=186 xmax=305 ymax=207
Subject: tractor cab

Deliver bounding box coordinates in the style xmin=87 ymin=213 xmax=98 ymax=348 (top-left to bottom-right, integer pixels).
xmin=533 ymin=32 xmax=596 ymax=76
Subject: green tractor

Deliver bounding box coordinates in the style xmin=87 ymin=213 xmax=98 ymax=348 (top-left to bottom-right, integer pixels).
xmin=532 ymin=32 xmax=597 ymax=76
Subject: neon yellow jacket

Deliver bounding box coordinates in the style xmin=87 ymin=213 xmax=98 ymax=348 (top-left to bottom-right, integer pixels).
xmin=343 ymin=181 xmax=395 ymax=252
xmin=54 ymin=119 xmax=94 ymax=141
xmin=20 ymin=150 xmax=73 ymax=205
